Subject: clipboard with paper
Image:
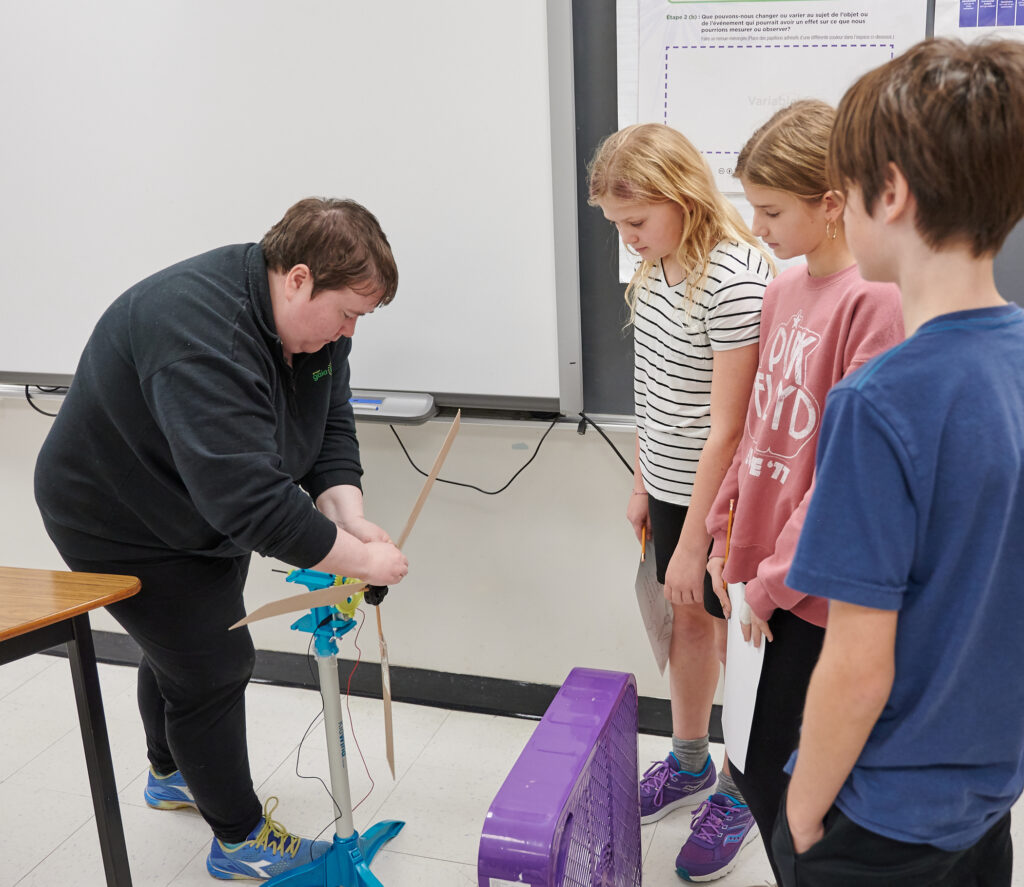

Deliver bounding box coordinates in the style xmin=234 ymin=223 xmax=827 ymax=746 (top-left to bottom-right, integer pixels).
xmin=634 ymin=539 xmax=673 ymax=675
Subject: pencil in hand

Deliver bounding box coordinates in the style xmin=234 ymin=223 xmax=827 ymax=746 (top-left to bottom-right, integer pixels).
xmin=641 ymin=525 xmax=647 ymax=562
xmin=722 ymin=498 xmax=735 ymax=610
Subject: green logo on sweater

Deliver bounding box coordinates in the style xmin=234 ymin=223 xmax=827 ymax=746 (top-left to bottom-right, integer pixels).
xmin=312 ymin=363 xmax=333 ymax=383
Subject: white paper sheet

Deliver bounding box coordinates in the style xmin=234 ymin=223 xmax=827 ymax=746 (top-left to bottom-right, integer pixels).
xmin=634 ymin=540 xmax=673 ymax=675
xmin=722 ymin=582 xmax=766 ymax=773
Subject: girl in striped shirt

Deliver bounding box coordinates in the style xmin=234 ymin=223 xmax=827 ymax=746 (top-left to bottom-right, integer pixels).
xmin=589 ymin=123 xmax=774 ymax=881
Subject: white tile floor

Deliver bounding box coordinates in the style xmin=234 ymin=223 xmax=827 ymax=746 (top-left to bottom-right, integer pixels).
xmin=1 ymin=654 xmax=1021 ymax=887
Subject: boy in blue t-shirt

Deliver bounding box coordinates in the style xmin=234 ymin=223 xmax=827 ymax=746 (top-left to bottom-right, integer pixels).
xmin=771 ymin=38 xmax=1024 ymax=887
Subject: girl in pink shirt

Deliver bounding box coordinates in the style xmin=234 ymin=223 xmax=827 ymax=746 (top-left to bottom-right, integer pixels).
xmin=704 ymin=100 xmax=904 ymax=882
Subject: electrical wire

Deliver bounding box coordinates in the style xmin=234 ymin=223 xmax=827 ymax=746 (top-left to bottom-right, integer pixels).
xmin=294 ymin=607 xmax=376 ymax=843
xmin=576 ymin=411 xmax=633 ymax=475
xmin=389 ymin=418 xmax=558 ymax=495
xmin=343 ymin=608 xmax=376 ymax=813
xmin=294 ymin=619 xmax=340 ymax=824
xmin=24 ymin=385 xmax=67 ymax=417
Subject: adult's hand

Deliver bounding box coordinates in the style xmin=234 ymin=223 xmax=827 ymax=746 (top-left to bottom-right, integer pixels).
xmin=316 ymin=485 xmax=383 ymax=537
xmin=361 ymin=542 xmax=408 ymax=586
xmin=343 ymin=515 xmax=391 ymax=544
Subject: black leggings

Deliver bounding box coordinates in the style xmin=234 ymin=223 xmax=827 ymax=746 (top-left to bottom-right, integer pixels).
xmin=59 ymin=550 xmax=263 ymax=843
xmin=729 ymin=608 xmax=825 ymax=884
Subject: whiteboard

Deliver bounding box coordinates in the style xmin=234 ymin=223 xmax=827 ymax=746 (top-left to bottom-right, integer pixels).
xmin=0 ymin=1 xmax=582 ymax=412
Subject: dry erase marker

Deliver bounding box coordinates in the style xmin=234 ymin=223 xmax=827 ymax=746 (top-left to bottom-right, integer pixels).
xmin=350 ymin=396 xmax=383 ymax=413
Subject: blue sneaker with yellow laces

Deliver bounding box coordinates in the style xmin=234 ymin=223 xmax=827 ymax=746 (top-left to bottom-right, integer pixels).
xmin=143 ymin=767 xmax=197 ymax=810
xmin=206 ymin=797 xmax=331 ymax=880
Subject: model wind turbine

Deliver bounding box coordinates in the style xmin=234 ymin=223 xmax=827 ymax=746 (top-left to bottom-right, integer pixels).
xmin=232 ymin=410 xmax=460 ymax=779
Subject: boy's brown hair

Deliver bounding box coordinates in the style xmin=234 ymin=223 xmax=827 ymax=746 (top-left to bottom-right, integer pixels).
xmin=261 ymin=197 xmax=398 ymax=303
xmin=829 ymin=38 xmax=1024 ymax=257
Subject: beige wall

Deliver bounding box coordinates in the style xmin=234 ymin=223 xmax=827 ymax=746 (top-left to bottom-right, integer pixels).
xmin=2 ymin=394 xmax=685 ymax=701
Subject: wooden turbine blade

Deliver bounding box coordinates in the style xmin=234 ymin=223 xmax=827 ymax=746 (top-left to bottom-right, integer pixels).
xmin=231 ymin=411 xmax=462 ymax=777
xmin=377 ymin=410 xmax=460 ymax=776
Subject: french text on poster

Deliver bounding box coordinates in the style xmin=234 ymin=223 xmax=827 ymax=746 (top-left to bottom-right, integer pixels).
xmin=634 ymin=1 xmax=926 ymax=193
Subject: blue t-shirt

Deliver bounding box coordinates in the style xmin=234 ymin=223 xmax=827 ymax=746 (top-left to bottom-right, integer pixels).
xmin=787 ymin=304 xmax=1024 ymax=851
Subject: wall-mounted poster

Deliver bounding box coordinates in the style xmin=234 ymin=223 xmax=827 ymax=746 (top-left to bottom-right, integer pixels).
xmin=934 ymin=0 xmax=1024 ymax=41
xmin=618 ymin=1 xmax=928 ymax=194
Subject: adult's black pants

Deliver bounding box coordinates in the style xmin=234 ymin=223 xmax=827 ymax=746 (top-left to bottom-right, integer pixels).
xmin=60 ymin=550 xmax=263 ymax=843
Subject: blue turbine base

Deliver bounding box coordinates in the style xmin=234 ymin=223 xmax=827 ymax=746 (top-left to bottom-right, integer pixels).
xmin=264 ymin=820 xmax=405 ymax=887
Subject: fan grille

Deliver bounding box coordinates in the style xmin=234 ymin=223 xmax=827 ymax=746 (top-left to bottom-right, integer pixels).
xmin=478 ymin=668 xmax=641 ymax=887
xmin=556 ymin=679 xmax=640 ymax=886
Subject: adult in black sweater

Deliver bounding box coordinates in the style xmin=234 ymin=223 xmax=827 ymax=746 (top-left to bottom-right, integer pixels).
xmin=34 ymin=198 xmax=407 ymax=877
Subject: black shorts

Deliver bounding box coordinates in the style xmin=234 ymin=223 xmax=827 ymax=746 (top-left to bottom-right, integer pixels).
xmin=646 ymin=495 xmax=723 ymax=618
xmin=772 ymin=790 xmax=1012 ymax=887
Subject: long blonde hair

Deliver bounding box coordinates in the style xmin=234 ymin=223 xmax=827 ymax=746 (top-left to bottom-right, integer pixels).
xmin=588 ymin=123 xmax=773 ymax=322
xmin=736 ymin=99 xmax=835 ymax=204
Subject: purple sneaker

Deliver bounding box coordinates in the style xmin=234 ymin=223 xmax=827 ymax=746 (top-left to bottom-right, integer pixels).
xmin=675 ymin=792 xmax=758 ymax=882
xmin=640 ymin=753 xmax=717 ymax=824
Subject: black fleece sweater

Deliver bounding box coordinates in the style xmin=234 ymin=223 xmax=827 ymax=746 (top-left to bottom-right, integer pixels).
xmin=35 ymin=244 xmax=361 ymax=568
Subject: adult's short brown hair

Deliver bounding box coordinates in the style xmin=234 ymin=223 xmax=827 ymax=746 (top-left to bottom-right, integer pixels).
xmin=829 ymin=38 xmax=1024 ymax=257
xmin=261 ymin=197 xmax=398 ymax=304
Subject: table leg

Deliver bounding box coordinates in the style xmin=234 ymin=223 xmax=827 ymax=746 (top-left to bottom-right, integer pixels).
xmin=67 ymin=614 xmax=133 ymax=886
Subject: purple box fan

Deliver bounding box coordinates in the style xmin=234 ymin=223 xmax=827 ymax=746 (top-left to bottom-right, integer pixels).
xmin=478 ymin=668 xmax=641 ymax=887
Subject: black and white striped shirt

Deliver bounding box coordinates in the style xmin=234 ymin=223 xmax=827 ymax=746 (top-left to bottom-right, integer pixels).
xmin=635 ymin=240 xmax=771 ymax=505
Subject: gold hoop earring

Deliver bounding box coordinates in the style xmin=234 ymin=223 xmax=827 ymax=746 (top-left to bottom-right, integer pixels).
xmin=825 ymin=219 xmax=839 ymax=241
